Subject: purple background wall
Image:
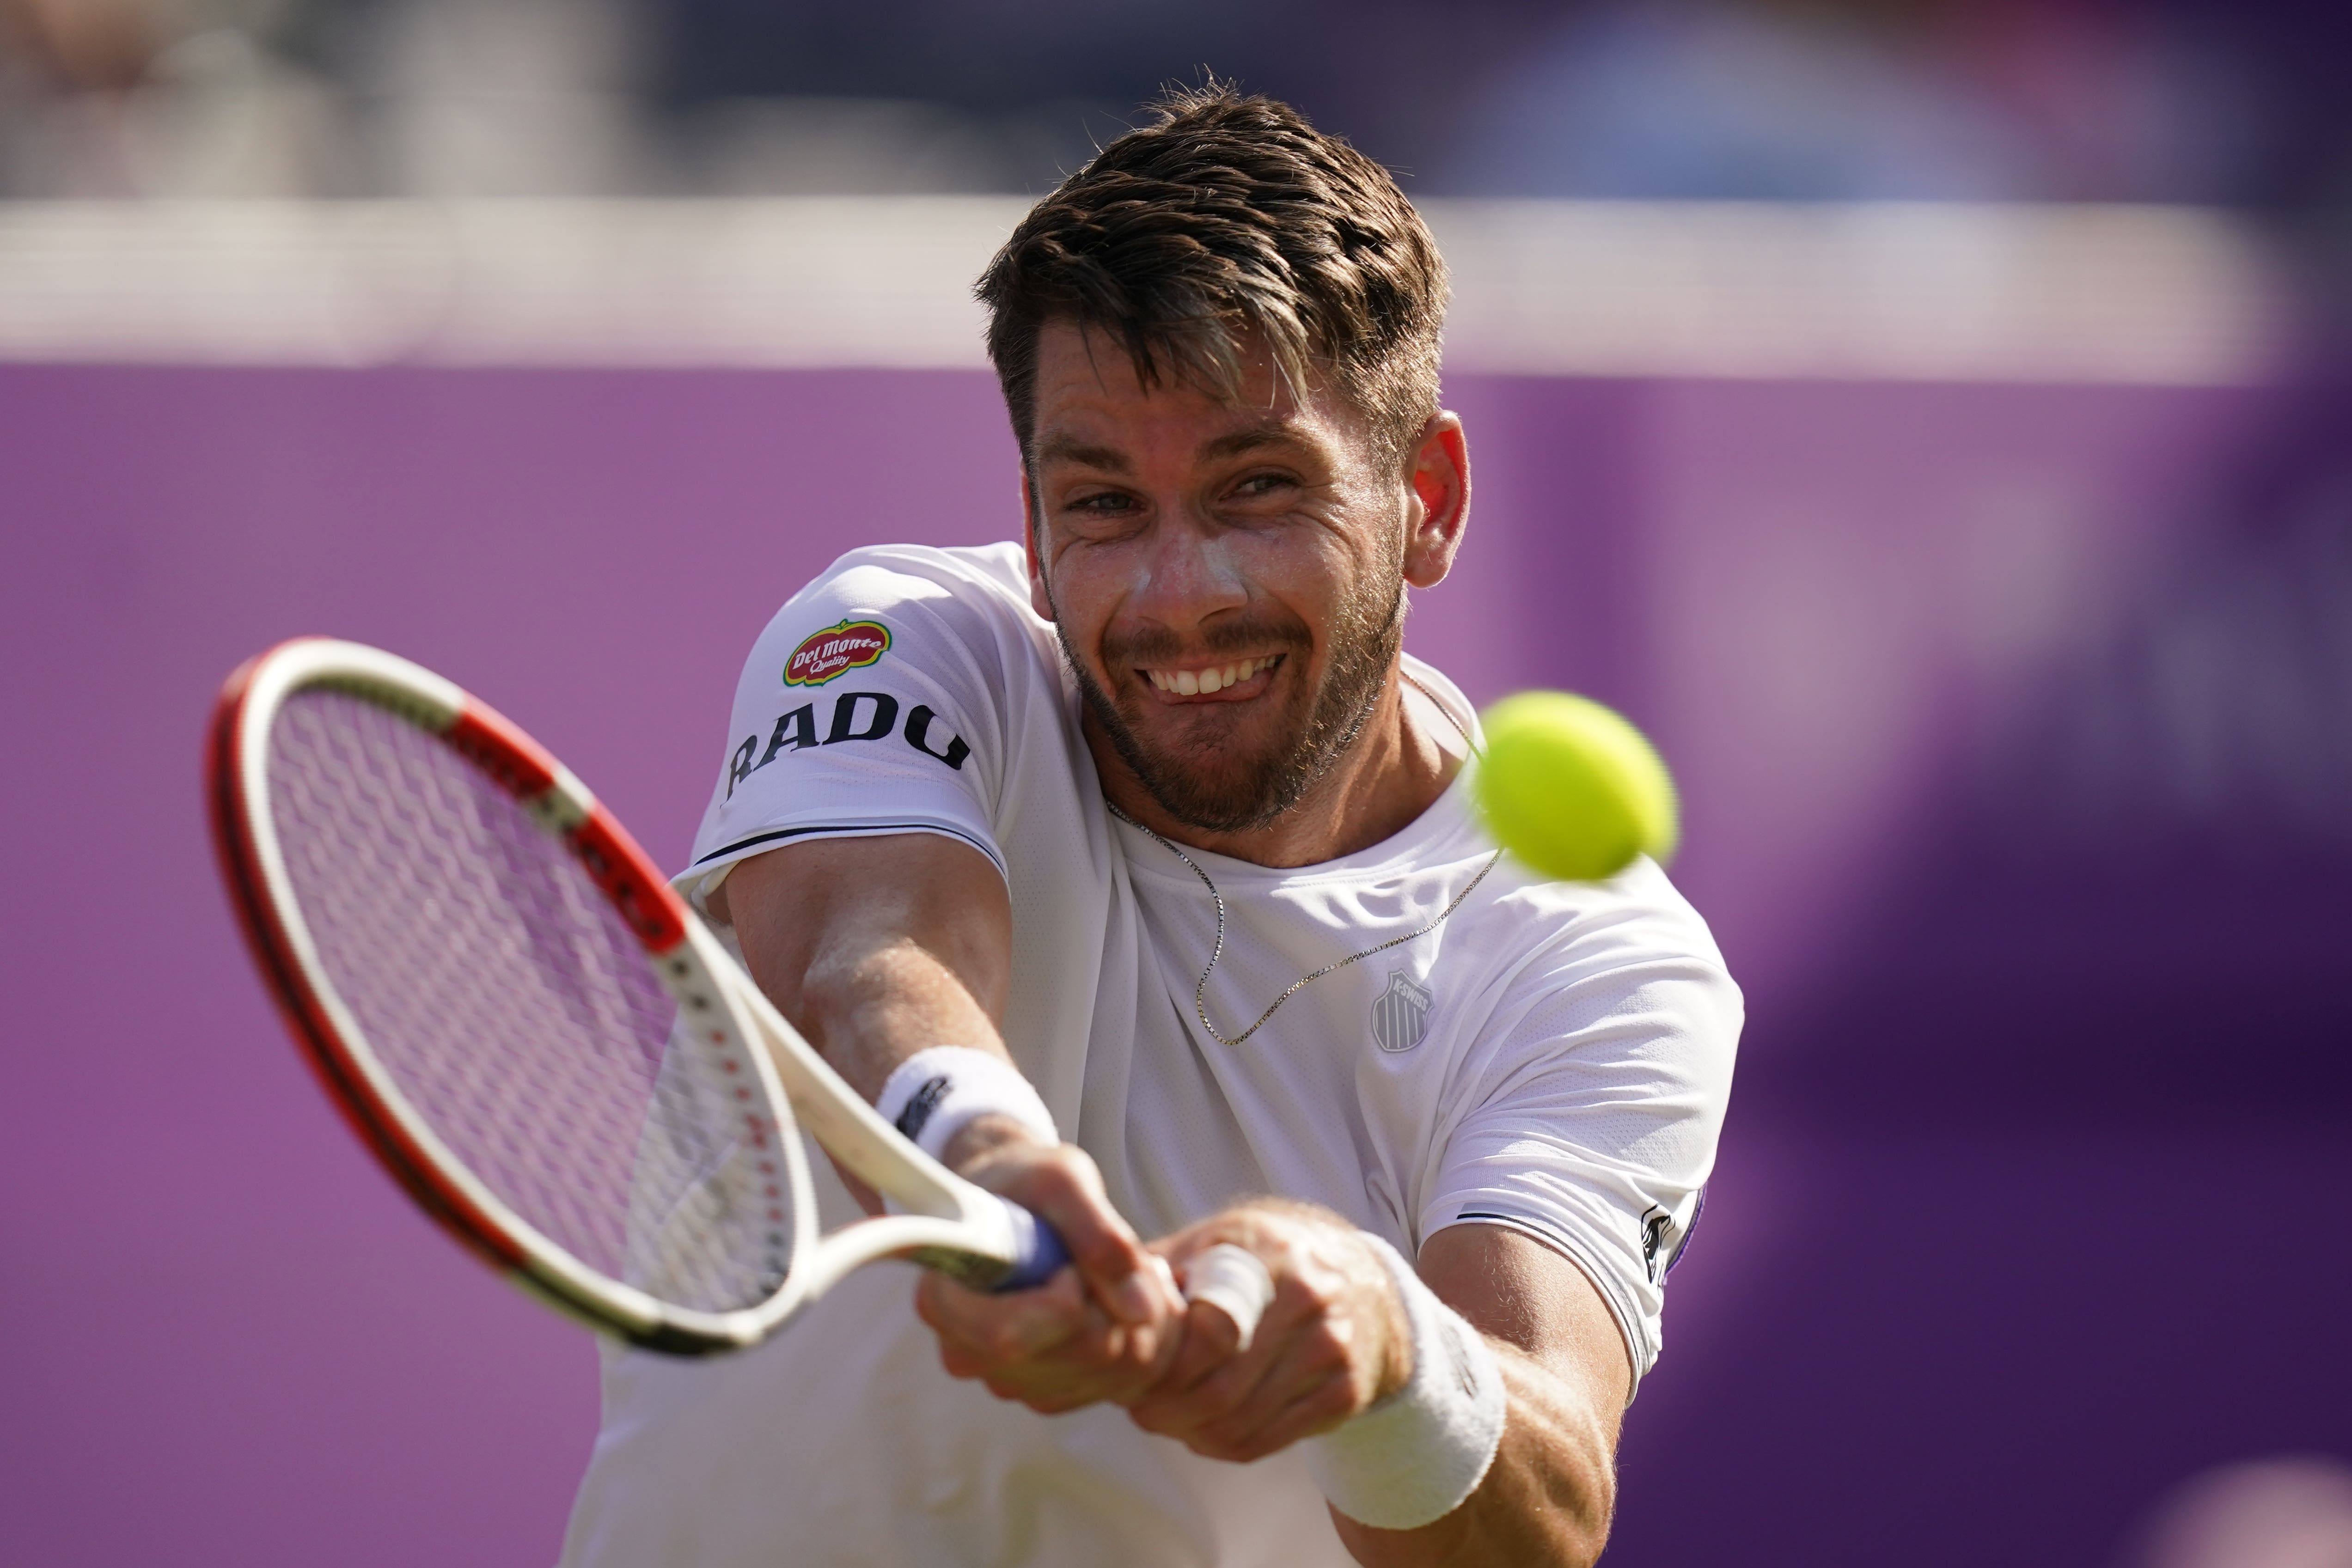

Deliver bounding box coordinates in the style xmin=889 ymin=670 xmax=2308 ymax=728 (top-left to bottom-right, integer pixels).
xmin=4 ymin=363 xmax=2346 ymax=1565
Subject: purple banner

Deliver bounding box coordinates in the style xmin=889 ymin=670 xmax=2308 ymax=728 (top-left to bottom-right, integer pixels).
xmin=3 ymin=363 xmax=2343 ymax=1566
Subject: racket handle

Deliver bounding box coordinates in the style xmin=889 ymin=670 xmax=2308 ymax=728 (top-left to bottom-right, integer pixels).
xmin=988 ymin=1196 xmax=1072 ymax=1293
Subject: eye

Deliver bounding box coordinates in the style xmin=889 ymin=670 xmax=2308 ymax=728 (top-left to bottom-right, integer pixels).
xmin=1230 ymin=472 xmax=1296 ymax=501
xmin=1067 ymin=490 xmax=1138 ymax=518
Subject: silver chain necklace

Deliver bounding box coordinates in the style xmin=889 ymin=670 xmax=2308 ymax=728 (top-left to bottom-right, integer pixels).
xmin=1105 ymin=800 xmax=1502 ymax=1047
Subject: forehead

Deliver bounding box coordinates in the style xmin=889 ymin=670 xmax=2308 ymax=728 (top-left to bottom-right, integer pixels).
xmin=1029 ymin=319 xmax=1366 ymax=463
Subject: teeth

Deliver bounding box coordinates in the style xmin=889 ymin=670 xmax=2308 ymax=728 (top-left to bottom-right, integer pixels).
xmin=1147 ymin=655 xmax=1277 ymax=695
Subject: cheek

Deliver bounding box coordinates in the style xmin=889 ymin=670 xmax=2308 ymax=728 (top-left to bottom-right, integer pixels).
xmin=1043 ymin=555 xmax=1119 ymax=659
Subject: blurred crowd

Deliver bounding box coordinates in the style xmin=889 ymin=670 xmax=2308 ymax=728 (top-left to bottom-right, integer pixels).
xmin=1 ymin=0 xmax=2348 ymax=208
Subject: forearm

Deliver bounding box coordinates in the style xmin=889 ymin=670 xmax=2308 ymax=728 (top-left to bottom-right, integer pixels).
xmin=1330 ymin=1345 xmax=1617 ymax=1568
xmin=790 ymin=932 xmax=1008 ymax=1100
xmin=716 ymin=835 xmax=1013 ymax=1101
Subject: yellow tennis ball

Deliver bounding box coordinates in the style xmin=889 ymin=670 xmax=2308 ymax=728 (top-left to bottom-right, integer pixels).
xmin=1473 ymin=691 xmax=1679 ymax=882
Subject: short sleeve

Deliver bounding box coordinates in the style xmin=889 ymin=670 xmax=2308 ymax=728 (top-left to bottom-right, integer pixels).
xmin=1421 ymin=883 xmax=1741 ymax=1389
xmin=679 ymin=543 xmax=1042 ymax=906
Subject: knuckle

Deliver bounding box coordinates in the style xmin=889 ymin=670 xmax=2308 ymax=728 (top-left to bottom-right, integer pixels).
xmin=1299 ymin=1324 xmax=1349 ymax=1373
xmin=1188 ymin=1305 xmax=1241 ymax=1356
xmin=1290 ymin=1273 xmax=1341 ymax=1316
xmin=1305 ymin=1381 xmax=1356 ymax=1428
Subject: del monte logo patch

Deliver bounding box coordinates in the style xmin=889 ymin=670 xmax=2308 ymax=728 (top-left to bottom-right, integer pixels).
xmin=785 ymin=619 xmax=892 ymax=687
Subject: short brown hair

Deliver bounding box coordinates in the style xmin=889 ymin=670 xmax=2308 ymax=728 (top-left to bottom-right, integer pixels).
xmin=977 ymin=85 xmax=1448 ymax=466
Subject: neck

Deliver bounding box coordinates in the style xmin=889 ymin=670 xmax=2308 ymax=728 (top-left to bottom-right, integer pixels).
xmin=1085 ymin=660 xmax=1464 ymax=869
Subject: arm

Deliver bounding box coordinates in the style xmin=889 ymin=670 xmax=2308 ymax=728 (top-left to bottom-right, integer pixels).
xmin=713 ymin=832 xmax=1169 ymax=1337
xmin=1333 ymin=1224 xmax=1626 ymax=1567
xmin=1129 ymin=1212 xmax=1627 ymax=1568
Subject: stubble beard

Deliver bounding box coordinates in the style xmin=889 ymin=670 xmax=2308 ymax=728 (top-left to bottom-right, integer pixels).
xmin=1054 ymin=572 xmax=1406 ymax=836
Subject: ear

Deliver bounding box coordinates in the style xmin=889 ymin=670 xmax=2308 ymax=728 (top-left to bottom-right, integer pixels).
xmin=1401 ymin=413 xmax=1469 ymax=590
xmin=1022 ymin=466 xmax=1055 ymax=620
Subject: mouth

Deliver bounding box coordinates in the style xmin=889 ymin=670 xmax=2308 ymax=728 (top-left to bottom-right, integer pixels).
xmin=1139 ymin=653 xmax=1284 ymax=702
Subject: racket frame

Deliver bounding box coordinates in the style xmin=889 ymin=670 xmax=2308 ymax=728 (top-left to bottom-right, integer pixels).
xmin=209 ymin=637 xmax=1039 ymax=1355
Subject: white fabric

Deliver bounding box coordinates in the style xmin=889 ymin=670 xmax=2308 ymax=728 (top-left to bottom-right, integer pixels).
xmin=1302 ymin=1234 xmax=1506 ymax=1530
xmin=562 ymin=541 xmax=1741 ymax=1568
xmin=875 ymin=1045 xmax=1058 ymax=1161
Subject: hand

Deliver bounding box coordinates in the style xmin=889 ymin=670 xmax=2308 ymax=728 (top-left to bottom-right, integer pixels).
xmin=1129 ymin=1202 xmax=1413 ymax=1464
xmin=913 ymin=1117 xmax=1185 ymax=1413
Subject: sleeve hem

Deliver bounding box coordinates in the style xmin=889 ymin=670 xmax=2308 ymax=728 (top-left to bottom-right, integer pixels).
xmin=675 ymin=818 xmax=1008 ymax=910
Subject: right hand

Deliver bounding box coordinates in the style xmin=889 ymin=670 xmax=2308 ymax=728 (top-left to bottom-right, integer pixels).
xmin=912 ymin=1117 xmax=1186 ymax=1414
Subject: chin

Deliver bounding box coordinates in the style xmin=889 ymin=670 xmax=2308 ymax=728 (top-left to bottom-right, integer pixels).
xmin=1126 ymin=726 xmax=1310 ymax=831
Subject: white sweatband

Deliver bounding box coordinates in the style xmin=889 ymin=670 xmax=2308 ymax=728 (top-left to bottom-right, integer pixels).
xmin=874 ymin=1046 xmax=1057 ymax=1162
xmin=1303 ymin=1234 xmax=1508 ymax=1531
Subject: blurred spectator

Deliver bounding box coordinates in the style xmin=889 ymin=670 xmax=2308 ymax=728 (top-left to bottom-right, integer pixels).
xmin=1444 ymin=0 xmax=2262 ymax=202
xmin=344 ymin=0 xmax=647 ymax=195
xmin=0 ymin=0 xmax=351 ymax=195
xmin=0 ymin=0 xmax=2341 ymax=208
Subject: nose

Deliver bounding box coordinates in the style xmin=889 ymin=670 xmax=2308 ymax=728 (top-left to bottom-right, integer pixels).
xmin=1125 ymin=512 xmax=1250 ymax=634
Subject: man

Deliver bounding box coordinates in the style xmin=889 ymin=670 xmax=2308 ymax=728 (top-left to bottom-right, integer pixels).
xmin=564 ymin=87 xmax=1738 ymax=1567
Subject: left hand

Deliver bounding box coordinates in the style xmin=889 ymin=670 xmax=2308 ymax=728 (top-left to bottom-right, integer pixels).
xmin=1127 ymin=1201 xmax=1413 ymax=1464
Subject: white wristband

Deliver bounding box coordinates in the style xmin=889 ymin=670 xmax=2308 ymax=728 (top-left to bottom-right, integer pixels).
xmin=1303 ymin=1233 xmax=1507 ymax=1531
xmin=874 ymin=1046 xmax=1057 ymax=1162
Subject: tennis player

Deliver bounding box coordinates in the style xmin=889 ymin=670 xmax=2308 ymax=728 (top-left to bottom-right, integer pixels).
xmin=563 ymin=87 xmax=1739 ymax=1567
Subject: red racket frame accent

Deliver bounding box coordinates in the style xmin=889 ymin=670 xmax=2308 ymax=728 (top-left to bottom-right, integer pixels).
xmin=205 ymin=639 xmax=694 ymax=1293
xmin=446 ymin=700 xmax=687 ymax=954
xmin=206 ymin=647 xmax=528 ymax=1273
xmin=201 ymin=637 xmax=1068 ymax=1357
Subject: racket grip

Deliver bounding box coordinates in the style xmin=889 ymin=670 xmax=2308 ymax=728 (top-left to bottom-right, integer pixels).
xmin=989 ymin=1196 xmax=1072 ymax=1293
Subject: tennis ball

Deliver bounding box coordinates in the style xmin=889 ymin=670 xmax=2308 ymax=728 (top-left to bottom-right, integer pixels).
xmin=1472 ymin=691 xmax=1679 ymax=882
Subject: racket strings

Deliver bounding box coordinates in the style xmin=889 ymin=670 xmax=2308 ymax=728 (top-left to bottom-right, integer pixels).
xmin=267 ymin=690 xmax=790 ymax=1313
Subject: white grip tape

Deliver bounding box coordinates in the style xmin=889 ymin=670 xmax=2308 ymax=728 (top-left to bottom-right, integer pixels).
xmin=1303 ymin=1234 xmax=1508 ymax=1531
xmin=1182 ymin=1244 xmax=1276 ymax=1352
xmin=874 ymin=1046 xmax=1057 ymax=1162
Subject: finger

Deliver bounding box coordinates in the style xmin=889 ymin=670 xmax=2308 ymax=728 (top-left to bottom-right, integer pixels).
xmin=1146 ymin=1291 xmax=1353 ymax=1441
xmin=1181 ymin=1244 xmax=1274 ymax=1352
xmin=1186 ymin=1372 xmax=1360 ymax=1464
xmin=915 ymin=1264 xmax=1087 ymax=1361
xmin=1129 ymin=1314 xmax=1291 ymax=1440
xmin=978 ymin=1313 xmax=1170 ymax=1411
xmin=1138 ymin=1297 xmax=1245 ymax=1402
xmin=994 ymin=1151 xmax=1163 ymax=1326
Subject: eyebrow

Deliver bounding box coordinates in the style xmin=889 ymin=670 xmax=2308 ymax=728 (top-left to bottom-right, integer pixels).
xmin=1032 ymin=435 xmax=1131 ymax=473
xmin=1197 ymin=423 xmax=1309 ymax=462
xmin=1032 ymin=421 xmax=1311 ymax=474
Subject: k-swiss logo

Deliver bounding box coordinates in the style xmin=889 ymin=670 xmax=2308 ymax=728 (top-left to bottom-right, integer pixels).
xmin=784 ymin=619 xmax=892 ymax=687
xmin=1370 ymin=971 xmax=1433 ymax=1054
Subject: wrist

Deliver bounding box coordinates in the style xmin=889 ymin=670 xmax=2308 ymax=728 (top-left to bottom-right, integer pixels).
xmin=1302 ymin=1233 xmax=1507 ymax=1531
xmin=939 ymin=1110 xmax=1053 ymax=1174
xmin=875 ymin=1046 xmax=1058 ymax=1166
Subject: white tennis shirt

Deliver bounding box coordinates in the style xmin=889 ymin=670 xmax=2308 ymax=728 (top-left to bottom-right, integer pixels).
xmin=562 ymin=542 xmax=1740 ymax=1568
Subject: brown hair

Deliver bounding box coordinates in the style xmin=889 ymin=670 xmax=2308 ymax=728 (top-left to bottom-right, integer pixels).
xmin=976 ymin=84 xmax=1448 ymax=467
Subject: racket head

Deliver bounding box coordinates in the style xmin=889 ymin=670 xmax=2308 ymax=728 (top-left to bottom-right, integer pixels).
xmin=208 ymin=638 xmax=812 ymax=1354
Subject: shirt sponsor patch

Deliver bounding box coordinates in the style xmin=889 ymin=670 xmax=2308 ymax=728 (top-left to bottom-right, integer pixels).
xmin=785 ymin=619 xmax=892 ymax=687
xmin=724 ymin=691 xmax=971 ymax=797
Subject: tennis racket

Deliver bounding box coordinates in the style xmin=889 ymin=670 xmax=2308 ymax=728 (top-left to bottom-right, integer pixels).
xmin=208 ymin=636 xmax=1271 ymax=1356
